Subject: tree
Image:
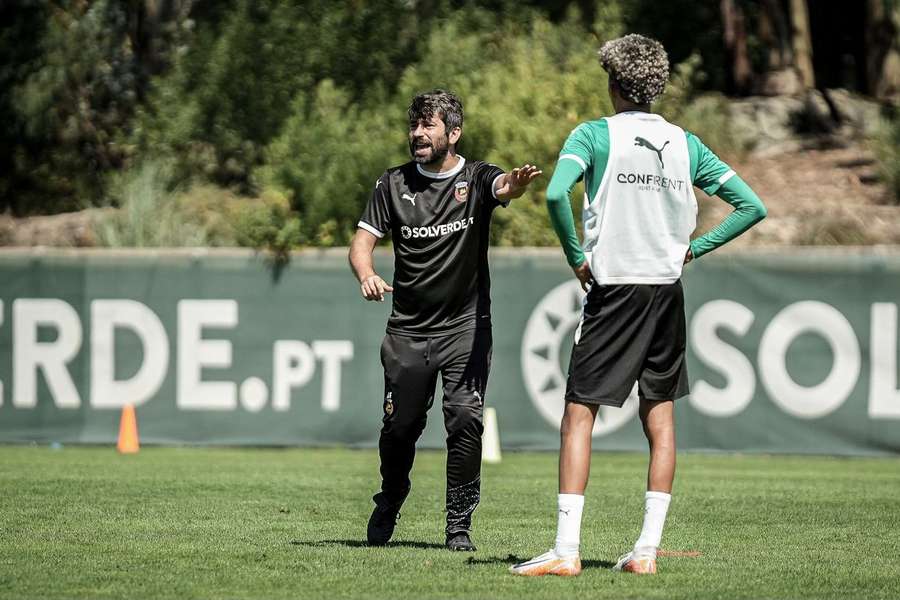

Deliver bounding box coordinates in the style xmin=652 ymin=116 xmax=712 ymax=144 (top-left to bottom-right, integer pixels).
xmin=1 ymin=0 xmax=195 ymax=215
xmin=126 ymin=0 xmax=196 ymax=101
xmin=866 ymin=0 xmax=900 ymax=100
xmin=788 ymin=0 xmax=814 ymax=89
xmin=721 ymin=0 xmax=753 ymax=94
xmin=0 ymin=0 xmax=48 ymax=213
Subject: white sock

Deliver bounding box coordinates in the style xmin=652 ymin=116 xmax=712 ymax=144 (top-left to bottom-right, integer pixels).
xmin=554 ymin=493 xmax=584 ymax=557
xmin=634 ymin=491 xmax=671 ymax=558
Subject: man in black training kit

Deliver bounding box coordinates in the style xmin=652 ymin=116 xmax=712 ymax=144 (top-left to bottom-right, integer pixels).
xmin=349 ymin=89 xmax=541 ymax=551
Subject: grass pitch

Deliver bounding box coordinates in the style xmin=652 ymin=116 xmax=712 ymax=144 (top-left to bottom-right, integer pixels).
xmin=1 ymin=446 xmax=898 ymax=599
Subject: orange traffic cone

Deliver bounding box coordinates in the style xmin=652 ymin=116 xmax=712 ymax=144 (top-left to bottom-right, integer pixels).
xmin=117 ymin=404 xmax=140 ymax=454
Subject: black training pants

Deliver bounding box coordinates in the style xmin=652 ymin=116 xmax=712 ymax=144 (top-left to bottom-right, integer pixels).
xmin=377 ymin=327 xmax=491 ymax=535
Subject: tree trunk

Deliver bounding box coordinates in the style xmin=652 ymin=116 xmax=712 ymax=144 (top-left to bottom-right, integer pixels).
xmin=721 ymin=0 xmax=754 ymax=94
xmin=126 ymin=0 xmax=195 ymax=102
xmin=789 ymin=0 xmax=815 ymax=89
xmin=866 ymin=0 xmax=900 ymax=100
xmin=760 ymin=0 xmax=792 ymax=70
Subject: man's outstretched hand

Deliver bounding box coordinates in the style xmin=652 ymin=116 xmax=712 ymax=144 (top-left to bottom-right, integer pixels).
xmin=495 ymin=164 xmax=542 ymax=201
xmin=507 ymin=164 xmax=542 ymax=189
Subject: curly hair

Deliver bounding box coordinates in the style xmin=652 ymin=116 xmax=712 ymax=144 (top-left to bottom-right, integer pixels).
xmin=598 ymin=34 xmax=669 ymax=105
xmin=408 ymin=89 xmax=463 ymax=131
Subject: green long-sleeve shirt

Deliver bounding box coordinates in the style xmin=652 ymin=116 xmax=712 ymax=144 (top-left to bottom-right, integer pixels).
xmin=546 ymin=118 xmax=766 ymax=268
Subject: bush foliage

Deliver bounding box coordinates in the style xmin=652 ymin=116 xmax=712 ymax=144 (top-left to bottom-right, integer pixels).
xmin=94 ymin=162 xmax=209 ymax=248
xmin=6 ymin=0 xmax=820 ymax=249
xmin=873 ymin=114 xmax=900 ymax=205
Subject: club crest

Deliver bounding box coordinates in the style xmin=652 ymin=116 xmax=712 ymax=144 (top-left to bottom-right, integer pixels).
xmin=454 ymin=181 xmax=469 ymax=203
xmin=384 ymin=392 xmax=394 ymax=416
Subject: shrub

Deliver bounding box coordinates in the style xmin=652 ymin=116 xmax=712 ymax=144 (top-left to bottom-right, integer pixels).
xmin=134 ymin=2 xmax=742 ymax=248
xmin=792 ymin=213 xmax=875 ymax=246
xmin=872 ymin=114 xmax=900 ymax=204
xmin=232 ymin=189 xmax=302 ymax=258
xmin=256 ymin=78 xmax=405 ymax=246
xmin=94 ymin=162 xmax=209 ymax=247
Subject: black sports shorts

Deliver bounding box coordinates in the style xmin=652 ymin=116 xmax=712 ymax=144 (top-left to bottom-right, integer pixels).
xmin=564 ymin=280 xmax=689 ymax=408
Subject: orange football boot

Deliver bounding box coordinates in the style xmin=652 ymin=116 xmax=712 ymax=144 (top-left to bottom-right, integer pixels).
xmin=510 ymin=550 xmax=582 ymax=576
xmin=613 ymin=551 xmax=657 ymax=574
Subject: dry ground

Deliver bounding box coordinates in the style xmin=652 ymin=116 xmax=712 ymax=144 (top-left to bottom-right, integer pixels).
xmin=702 ymin=139 xmax=900 ymax=248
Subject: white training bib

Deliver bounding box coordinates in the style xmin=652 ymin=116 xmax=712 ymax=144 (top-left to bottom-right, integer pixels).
xmin=583 ymin=112 xmax=697 ymax=284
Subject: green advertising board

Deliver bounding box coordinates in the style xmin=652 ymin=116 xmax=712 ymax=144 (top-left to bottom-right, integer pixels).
xmin=0 ymin=248 xmax=898 ymax=455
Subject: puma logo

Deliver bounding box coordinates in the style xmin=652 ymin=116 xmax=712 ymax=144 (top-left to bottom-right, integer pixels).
xmin=402 ymin=192 xmax=416 ymax=207
xmin=634 ymin=136 xmax=670 ymax=169
xmin=559 ymin=509 xmax=570 ymax=516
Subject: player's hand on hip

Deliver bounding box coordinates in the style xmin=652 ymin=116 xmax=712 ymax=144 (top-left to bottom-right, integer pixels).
xmin=683 ymin=248 xmax=693 ymax=265
xmin=573 ymin=261 xmax=593 ymax=292
xmin=361 ymin=275 xmax=394 ymax=301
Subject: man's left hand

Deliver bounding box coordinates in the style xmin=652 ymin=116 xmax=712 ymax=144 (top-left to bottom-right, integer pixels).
xmin=573 ymin=261 xmax=593 ymax=292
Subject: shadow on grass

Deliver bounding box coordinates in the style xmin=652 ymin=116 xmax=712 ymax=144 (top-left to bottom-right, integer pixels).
xmin=291 ymin=539 xmax=446 ymax=550
xmin=465 ymin=555 xmax=616 ymax=569
xmin=291 ymin=541 xmax=618 ymax=567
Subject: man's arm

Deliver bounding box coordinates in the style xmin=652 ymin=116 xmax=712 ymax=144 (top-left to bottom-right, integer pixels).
xmin=546 ymin=159 xmax=592 ymax=290
xmin=686 ymin=132 xmax=767 ymax=261
xmin=688 ymin=175 xmax=767 ymax=261
xmin=349 ymin=228 xmax=393 ymax=301
xmin=493 ymin=164 xmax=542 ymax=202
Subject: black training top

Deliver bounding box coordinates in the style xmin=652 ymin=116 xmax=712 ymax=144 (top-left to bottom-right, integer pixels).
xmin=358 ymin=156 xmax=506 ymax=336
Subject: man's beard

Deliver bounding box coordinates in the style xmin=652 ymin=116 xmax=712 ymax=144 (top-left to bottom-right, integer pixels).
xmin=409 ymin=135 xmax=450 ymax=165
